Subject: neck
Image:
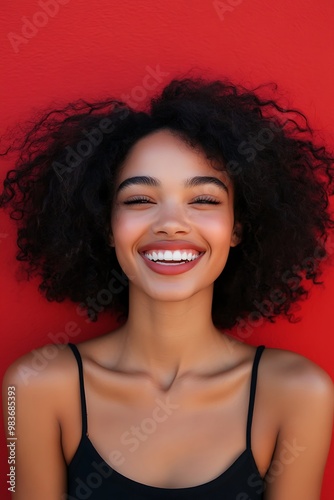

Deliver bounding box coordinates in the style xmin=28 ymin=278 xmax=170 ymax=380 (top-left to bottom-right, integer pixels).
xmin=114 ymin=284 xmax=232 ymax=390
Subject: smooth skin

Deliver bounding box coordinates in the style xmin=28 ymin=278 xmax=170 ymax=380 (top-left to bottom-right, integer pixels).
xmin=3 ymin=129 xmax=334 ymax=499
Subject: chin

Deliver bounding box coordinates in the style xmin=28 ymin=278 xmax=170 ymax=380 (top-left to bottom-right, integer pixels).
xmin=141 ymin=284 xmax=211 ymax=303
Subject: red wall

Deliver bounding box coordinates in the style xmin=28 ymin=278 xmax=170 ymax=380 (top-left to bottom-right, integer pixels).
xmin=1 ymin=1 xmax=334 ymax=498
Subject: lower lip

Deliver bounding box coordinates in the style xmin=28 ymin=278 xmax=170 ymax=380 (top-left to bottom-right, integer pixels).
xmin=140 ymin=253 xmax=204 ymax=275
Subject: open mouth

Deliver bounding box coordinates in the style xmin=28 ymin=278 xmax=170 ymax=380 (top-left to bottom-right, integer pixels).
xmin=137 ymin=242 xmax=207 ymax=275
xmin=142 ymin=250 xmax=203 ymax=265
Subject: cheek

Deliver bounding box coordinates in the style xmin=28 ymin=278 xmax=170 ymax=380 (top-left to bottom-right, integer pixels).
xmin=110 ymin=221 xmax=136 ymax=279
xmin=191 ymin=211 xmax=234 ymax=240
xmin=111 ymin=210 xmax=147 ymax=275
xmin=110 ymin=212 xmax=124 ymax=260
xmin=197 ymin=214 xmax=235 ymax=271
xmin=111 ymin=210 xmax=144 ymax=243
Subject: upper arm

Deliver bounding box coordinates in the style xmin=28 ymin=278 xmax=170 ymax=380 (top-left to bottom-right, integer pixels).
xmin=264 ymin=356 xmax=334 ymax=500
xmin=2 ymin=349 xmax=68 ymax=499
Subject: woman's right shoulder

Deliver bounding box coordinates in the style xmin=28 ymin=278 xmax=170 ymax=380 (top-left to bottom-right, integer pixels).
xmin=2 ymin=344 xmax=81 ymax=497
xmin=2 ymin=343 xmax=78 ymax=396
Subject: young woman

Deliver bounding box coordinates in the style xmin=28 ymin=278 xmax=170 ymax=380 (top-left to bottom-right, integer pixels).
xmin=2 ymin=76 xmax=334 ymax=499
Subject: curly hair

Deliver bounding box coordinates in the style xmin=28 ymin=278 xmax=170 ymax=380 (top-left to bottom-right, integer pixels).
xmin=1 ymin=76 xmax=334 ymax=329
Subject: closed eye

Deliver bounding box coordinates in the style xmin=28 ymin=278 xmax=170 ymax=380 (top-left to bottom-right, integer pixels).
xmin=192 ymin=197 xmax=221 ymax=205
xmin=123 ymin=196 xmax=221 ymax=205
xmin=123 ymin=197 xmax=154 ymax=204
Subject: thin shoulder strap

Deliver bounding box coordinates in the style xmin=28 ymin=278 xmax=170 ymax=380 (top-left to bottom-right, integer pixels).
xmin=246 ymin=345 xmax=265 ymax=449
xmin=68 ymin=343 xmax=88 ymax=437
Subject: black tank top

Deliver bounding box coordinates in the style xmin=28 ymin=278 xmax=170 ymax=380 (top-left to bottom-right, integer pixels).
xmin=66 ymin=343 xmax=266 ymax=499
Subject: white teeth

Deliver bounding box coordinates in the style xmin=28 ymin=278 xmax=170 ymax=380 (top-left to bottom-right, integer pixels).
xmin=173 ymin=250 xmax=182 ymax=260
xmin=143 ymin=249 xmax=201 ymax=262
xmin=164 ymin=251 xmax=173 ymax=261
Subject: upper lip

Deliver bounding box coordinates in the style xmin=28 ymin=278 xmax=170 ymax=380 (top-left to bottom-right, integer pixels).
xmin=138 ymin=240 xmax=206 ymax=253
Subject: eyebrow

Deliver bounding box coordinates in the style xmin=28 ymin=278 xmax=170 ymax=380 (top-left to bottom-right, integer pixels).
xmin=116 ymin=175 xmax=229 ymax=194
xmin=185 ymin=176 xmax=229 ymax=193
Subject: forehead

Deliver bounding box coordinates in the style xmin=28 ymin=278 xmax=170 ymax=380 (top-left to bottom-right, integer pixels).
xmin=118 ymin=129 xmax=231 ymax=186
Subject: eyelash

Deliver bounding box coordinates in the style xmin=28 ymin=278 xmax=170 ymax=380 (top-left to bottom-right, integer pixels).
xmin=123 ymin=196 xmax=221 ymax=205
xmin=123 ymin=197 xmax=151 ymax=205
xmin=193 ymin=196 xmax=221 ymax=205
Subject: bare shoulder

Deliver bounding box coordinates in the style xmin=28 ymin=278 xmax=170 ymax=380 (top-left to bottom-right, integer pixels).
xmin=258 ymin=347 xmax=334 ymax=497
xmin=261 ymin=346 xmax=334 ymax=389
xmin=2 ymin=343 xmax=78 ymax=400
xmin=260 ymin=346 xmax=334 ymax=415
xmin=2 ymin=345 xmax=80 ymax=497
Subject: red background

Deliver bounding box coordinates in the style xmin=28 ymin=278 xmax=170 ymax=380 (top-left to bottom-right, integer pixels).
xmin=1 ymin=1 xmax=334 ymax=498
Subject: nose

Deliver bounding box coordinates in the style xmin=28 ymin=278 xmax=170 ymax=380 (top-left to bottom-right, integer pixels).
xmin=151 ymin=203 xmax=191 ymax=236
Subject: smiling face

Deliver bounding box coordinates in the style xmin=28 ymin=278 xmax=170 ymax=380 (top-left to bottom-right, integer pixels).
xmin=110 ymin=129 xmax=241 ymax=303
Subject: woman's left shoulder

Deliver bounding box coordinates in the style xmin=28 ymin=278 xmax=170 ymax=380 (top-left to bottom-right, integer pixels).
xmin=255 ymin=346 xmax=334 ymax=496
xmin=260 ymin=345 xmax=334 ymax=408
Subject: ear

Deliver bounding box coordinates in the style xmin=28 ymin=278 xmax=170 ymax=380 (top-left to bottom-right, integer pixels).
xmin=230 ymin=222 xmax=242 ymax=247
